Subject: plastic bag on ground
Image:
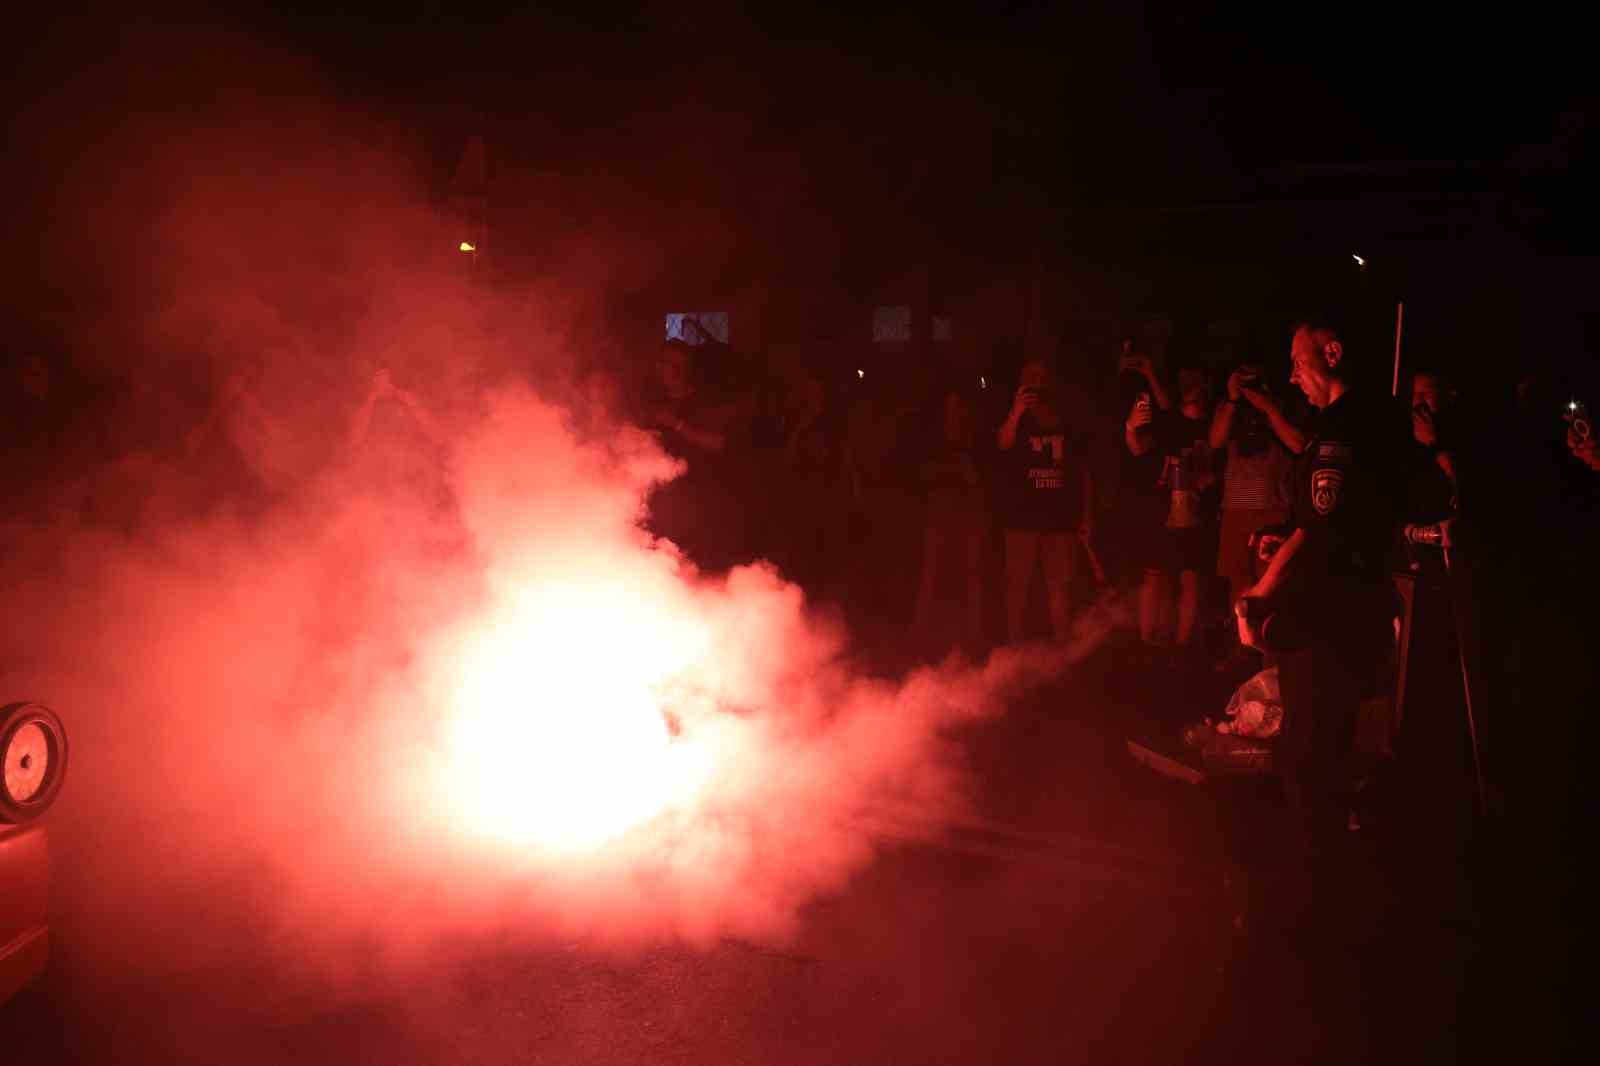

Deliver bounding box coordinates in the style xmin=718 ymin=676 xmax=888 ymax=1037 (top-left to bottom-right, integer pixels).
xmin=1218 ymin=666 xmax=1281 ymax=739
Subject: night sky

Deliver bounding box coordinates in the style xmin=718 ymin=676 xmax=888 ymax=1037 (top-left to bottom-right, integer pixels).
xmin=6 ymin=3 xmax=1596 ymax=377
xmin=214 ymin=3 xmax=1593 ymax=201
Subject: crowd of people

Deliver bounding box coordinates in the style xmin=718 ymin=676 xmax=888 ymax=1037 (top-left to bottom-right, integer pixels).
xmin=4 ymin=311 xmax=1598 ymax=850
xmin=576 ymin=319 xmax=1599 ymax=852
xmin=582 ymin=326 xmax=1592 ymax=662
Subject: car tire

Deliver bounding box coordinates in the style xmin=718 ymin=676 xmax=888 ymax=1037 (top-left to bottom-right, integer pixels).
xmin=0 ymin=703 xmax=68 ymax=823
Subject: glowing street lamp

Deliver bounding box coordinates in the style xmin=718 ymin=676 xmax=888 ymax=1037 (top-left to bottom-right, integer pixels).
xmin=1352 ymin=254 xmax=1367 ymax=268
xmin=459 ymin=241 xmax=476 ymax=253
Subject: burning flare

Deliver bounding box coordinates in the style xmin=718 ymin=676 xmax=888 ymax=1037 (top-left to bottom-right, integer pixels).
xmin=431 ymin=574 xmax=716 ymax=852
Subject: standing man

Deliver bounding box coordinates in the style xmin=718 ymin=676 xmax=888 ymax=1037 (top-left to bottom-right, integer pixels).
xmin=1237 ymin=321 xmax=1408 ymax=838
xmin=640 ymin=340 xmax=746 ymax=570
xmin=1210 ymin=361 xmax=1302 ymax=672
xmin=1125 ymin=368 xmax=1218 ymax=654
xmin=997 ymin=357 xmax=1093 ymax=644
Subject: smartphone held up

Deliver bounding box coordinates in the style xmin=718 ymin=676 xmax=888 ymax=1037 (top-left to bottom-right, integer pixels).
xmin=1568 ymin=398 xmax=1592 ymax=442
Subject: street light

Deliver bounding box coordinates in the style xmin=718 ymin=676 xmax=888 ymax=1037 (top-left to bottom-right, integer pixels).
xmin=459 ymin=241 xmax=476 ymax=253
xmin=1352 ymin=254 xmax=1367 ymax=268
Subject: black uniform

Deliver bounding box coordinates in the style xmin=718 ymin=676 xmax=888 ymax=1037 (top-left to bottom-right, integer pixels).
xmin=1274 ymin=389 xmax=1408 ymax=823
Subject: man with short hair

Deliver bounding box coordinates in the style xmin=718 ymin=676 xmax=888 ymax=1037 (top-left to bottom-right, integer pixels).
xmin=1400 ymin=369 xmax=1464 ymax=559
xmin=1237 ymin=321 xmax=1408 ymax=837
xmin=998 ymin=357 xmax=1093 ymax=643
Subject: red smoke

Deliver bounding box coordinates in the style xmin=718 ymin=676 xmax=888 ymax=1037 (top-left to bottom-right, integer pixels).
xmin=0 ymin=19 xmax=1123 ymax=999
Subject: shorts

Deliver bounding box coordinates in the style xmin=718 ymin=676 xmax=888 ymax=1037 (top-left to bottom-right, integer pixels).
xmin=1132 ymin=521 xmax=1216 ymax=575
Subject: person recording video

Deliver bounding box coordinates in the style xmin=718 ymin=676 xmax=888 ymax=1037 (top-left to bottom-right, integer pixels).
xmin=1116 ymin=343 xmax=1172 ymax=412
xmin=997 ymin=357 xmax=1093 ymax=644
xmin=1567 ymin=398 xmax=1599 ymax=472
xmin=1124 ymin=367 xmax=1217 ymax=654
xmin=1398 ymin=370 xmax=1464 ymax=560
xmin=1210 ymin=361 xmax=1300 ymax=672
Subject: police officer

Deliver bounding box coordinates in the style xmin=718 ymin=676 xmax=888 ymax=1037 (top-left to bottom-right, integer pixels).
xmin=1236 ymin=320 xmax=1408 ymax=839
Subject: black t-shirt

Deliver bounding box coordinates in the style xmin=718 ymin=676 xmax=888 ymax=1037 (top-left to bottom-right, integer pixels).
xmin=1384 ymin=441 xmax=1459 ymax=575
xmin=1401 ymin=443 xmax=1457 ymax=527
xmin=1290 ymin=389 xmax=1409 ymax=590
xmin=646 ymin=390 xmax=757 ymax=568
xmin=1150 ymin=409 xmax=1208 ymax=459
xmin=1122 ymin=410 xmax=1214 ymax=522
xmin=1001 ymin=411 xmax=1087 ymax=532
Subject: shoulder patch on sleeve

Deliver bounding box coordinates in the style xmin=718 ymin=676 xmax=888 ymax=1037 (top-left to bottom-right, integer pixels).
xmin=1311 ymin=467 xmax=1344 ymax=515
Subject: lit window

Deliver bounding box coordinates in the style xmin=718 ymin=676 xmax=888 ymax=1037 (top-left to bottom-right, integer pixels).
xmin=665 ymin=312 xmax=730 ymax=346
xmin=872 ymin=306 xmax=911 ymax=343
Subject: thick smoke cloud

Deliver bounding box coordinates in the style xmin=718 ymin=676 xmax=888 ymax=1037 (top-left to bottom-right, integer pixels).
xmin=2 ymin=18 xmax=1123 ymax=1000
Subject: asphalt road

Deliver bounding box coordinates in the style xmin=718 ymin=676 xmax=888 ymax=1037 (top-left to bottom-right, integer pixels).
xmin=0 ymin=644 xmax=1522 ymax=1065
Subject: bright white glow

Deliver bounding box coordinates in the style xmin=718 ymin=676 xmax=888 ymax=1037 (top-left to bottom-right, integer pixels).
xmin=980 ymin=376 xmax=987 ymax=389
xmin=435 ymin=576 xmax=715 ymax=852
xmin=459 ymin=241 xmax=476 ymax=253
xmin=857 ymin=369 xmax=865 ymax=379
xmin=1352 ymin=254 xmax=1366 ymax=267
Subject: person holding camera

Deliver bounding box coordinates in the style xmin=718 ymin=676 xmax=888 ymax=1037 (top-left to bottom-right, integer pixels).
xmin=1567 ymin=401 xmax=1599 ymax=471
xmin=1209 ymin=362 xmax=1301 ymax=671
xmin=1235 ymin=321 xmax=1409 ymax=840
xmin=1124 ymin=367 xmax=1218 ymax=654
xmin=997 ymin=357 xmax=1092 ymax=644
xmin=1116 ymin=345 xmax=1172 ymax=413
xmin=1397 ymin=369 xmax=1465 ymax=565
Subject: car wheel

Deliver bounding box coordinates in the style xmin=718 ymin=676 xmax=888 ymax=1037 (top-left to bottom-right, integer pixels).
xmin=0 ymin=703 xmax=68 ymax=822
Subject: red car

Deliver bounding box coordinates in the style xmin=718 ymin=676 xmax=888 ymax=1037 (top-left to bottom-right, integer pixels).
xmin=0 ymin=703 xmax=68 ymax=1006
